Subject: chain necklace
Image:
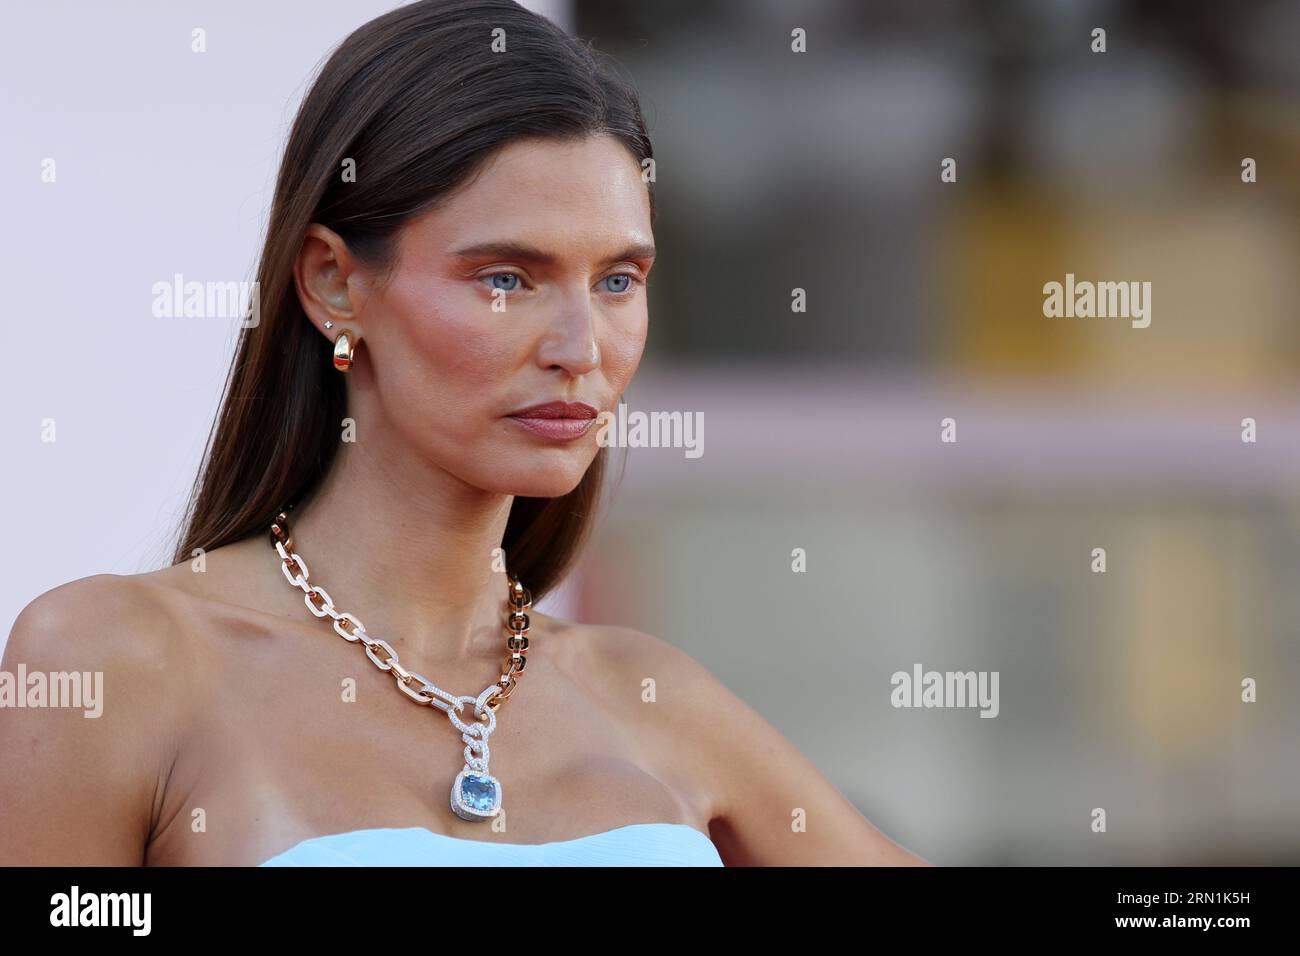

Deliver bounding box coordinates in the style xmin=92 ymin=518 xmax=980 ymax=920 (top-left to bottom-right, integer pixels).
xmin=268 ymin=506 xmax=532 ymax=822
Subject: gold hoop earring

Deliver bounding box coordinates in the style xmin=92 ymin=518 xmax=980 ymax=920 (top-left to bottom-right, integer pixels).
xmin=332 ymin=328 xmax=356 ymax=372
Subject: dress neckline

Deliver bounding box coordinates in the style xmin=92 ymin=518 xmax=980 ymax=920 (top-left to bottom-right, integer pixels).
xmin=262 ymin=821 xmax=714 ymax=864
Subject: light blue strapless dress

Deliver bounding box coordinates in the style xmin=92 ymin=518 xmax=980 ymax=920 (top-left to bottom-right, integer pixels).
xmin=258 ymin=822 xmax=724 ymax=866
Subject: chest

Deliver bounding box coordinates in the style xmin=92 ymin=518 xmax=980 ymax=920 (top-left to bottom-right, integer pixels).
xmin=144 ymin=631 xmax=694 ymax=864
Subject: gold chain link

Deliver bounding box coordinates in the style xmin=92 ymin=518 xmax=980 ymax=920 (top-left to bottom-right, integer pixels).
xmin=268 ymin=507 xmax=532 ymax=718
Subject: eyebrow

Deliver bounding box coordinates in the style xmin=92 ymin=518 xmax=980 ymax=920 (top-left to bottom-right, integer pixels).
xmin=450 ymin=240 xmax=656 ymax=267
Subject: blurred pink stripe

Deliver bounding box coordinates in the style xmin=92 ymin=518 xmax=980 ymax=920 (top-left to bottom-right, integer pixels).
xmin=616 ymin=364 xmax=1300 ymax=494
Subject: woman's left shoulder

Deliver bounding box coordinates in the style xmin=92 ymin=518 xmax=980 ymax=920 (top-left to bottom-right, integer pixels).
xmin=535 ymin=616 xmax=933 ymax=864
xmin=543 ymin=617 xmax=727 ymax=703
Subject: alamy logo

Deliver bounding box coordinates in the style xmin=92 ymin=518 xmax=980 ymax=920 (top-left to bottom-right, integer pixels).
xmin=595 ymin=402 xmax=703 ymax=459
xmin=151 ymin=273 xmax=260 ymax=327
xmin=1042 ymin=273 xmax=1151 ymax=328
xmin=0 ymin=665 xmax=103 ymax=717
xmin=50 ymin=886 xmax=151 ymax=935
xmin=890 ymin=663 xmax=999 ymax=718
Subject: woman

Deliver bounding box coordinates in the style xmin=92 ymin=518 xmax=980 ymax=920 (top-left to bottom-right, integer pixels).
xmin=0 ymin=0 xmax=927 ymax=866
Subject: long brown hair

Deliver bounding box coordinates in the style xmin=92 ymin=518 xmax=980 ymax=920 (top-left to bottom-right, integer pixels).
xmin=171 ymin=0 xmax=653 ymax=601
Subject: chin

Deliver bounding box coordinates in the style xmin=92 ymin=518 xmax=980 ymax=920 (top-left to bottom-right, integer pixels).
xmin=474 ymin=457 xmax=592 ymax=499
xmin=507 ymin=468 xmax=589 ymax=498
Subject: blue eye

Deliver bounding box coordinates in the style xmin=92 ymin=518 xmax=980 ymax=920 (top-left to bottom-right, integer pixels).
xmin=601 ymin=274 xmax=637 ymax=294
xmin=484 ymin=273 xmax=520 ymax=292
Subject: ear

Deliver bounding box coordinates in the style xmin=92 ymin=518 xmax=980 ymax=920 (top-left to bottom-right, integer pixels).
xmin=294 ymin=223 xmax=368 ymax=340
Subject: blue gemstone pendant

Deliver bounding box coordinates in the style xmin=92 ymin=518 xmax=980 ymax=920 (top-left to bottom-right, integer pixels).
xmin=451 ymin=768 xmax=502 ymax=821
xmin=445 ymin=690 xmax=503 ymax=821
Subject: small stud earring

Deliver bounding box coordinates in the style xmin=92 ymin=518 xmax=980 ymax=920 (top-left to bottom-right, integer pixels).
xmin=332 ymin=328 xmax=356 ymax=372
xmin=324 ymin=320 xmax=334 ymax=330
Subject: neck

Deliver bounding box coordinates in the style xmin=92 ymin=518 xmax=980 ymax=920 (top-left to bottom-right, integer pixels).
xmin=279 ymin=440 xmax=517 ymax=668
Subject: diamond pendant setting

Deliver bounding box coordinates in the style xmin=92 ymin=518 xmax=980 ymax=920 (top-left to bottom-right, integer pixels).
xmin=447 ymin=692 xmax=502 ymax=821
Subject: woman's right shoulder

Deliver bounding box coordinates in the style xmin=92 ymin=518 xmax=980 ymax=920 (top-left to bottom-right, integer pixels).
xmin=4 ymin=571 xmax=193 ymax=675
xmin=0 ymin=571 xmax=201 ymax=864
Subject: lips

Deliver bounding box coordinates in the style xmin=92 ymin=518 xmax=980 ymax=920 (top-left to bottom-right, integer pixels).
xmin=506 ymin=400 xmax=600 ymax=442
xmin=507 ymin=400 xmax=598 ymax=419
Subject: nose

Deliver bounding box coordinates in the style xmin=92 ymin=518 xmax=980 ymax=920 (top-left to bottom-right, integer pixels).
xmin=535 ymin=291 xmax=600 ymax=376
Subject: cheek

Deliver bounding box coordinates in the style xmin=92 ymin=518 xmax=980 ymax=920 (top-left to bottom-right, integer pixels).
xmin=382 ymin=277 xmax=519 ymax=417
xmin=600 ymin=313 xmax=648 ymax=390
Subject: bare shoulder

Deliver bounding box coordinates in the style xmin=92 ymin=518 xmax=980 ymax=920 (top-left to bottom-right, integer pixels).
xmin=5 ymin=570 xmax=202 ymax=682
xmin=7 ymin=572 xmax=178 ymax=664
xmin=0 ymin=572 xmax=193 ymax=864
xmin=5 ymin=567 xmax=211 ymax=739
xmin=546 ymin=617 xmax=736 ymax=717
xmin=548 ymin=617 xmax=931 ymax=865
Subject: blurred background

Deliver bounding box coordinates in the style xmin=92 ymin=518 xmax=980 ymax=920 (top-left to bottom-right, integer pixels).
xmin=3 ymin=0 xmax=1299 ymax=864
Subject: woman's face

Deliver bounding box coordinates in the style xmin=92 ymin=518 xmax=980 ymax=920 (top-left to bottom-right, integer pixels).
xmin=321 ymin=134 xmax=655 ymax=498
